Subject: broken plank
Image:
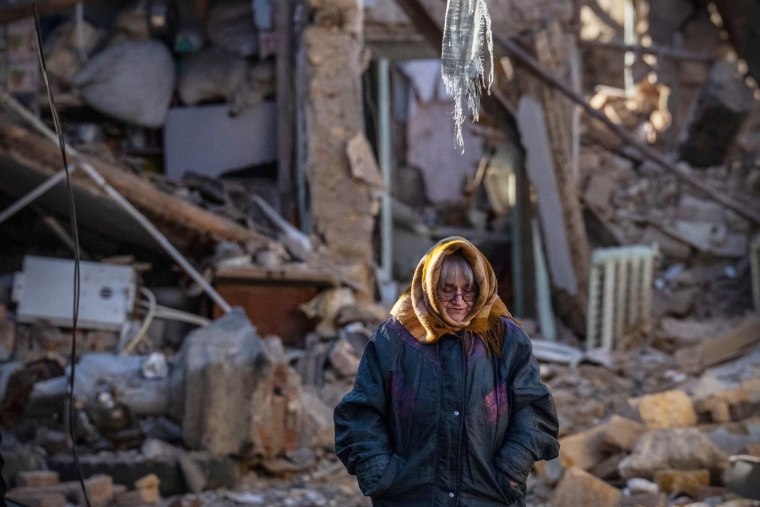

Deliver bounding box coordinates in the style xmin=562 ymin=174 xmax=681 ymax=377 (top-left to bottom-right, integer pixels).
xmin=697 ymin=315 xmax=760 ymax=370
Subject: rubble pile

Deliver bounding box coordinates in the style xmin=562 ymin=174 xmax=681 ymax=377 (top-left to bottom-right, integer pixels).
xmin=528 ymin=313 xmax=760 ymax=507
xmin=0 ymin=0 xmax=759 ymax=506
xmin=0 ymin=292 xmax=379 ymax=505
xmin=3 ymin=277 xmax=760 ymax=506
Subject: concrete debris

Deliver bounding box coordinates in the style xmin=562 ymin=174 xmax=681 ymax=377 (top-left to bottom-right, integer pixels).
xmin=550 ymin=467 xmax=622 ymax=507
xmin=169 ymin=309 xmax=297 ymax=458
xmin=631 ymin=389 xmax=698 ymax=429
xmin=0 ymin=250 xmax=757 ymax=504
xmin=299 ymin=288 xmax=355 ymax=337
xmin=679 ymin=60 xmax=756 ymax=168
xmin=724 ymin=455 xmax=760 ymax=501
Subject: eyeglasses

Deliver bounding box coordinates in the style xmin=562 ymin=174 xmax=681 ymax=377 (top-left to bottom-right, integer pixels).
xmin=439 ymin=286 xmax=476 ymax=303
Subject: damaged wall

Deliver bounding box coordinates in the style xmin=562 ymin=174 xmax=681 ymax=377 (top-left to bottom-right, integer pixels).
xmin=305 ymin=0 xmax=378 ymax=302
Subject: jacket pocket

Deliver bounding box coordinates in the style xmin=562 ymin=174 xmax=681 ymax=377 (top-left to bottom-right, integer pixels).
xmin=494 ymin=466 xmax=524 ymax=503
xmin=363 ymin=454 xmax=405 ymax=498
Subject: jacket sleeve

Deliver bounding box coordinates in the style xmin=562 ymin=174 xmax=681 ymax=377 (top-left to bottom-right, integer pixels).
xmin=333 ymin=332 xmax=393 ymax=491
xmin=494 ymin=327 xmax=559 ymax=483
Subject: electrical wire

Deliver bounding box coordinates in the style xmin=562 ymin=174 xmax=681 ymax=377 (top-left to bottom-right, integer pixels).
xmin=145 ymin=303 xmax=211 ymax=327
xmin=120 ymin=287 xmax=157 ymax=356
xmin=31 ymin=2 xmax=91 ymax=505
xmin=121 ymin=286 xmax=211 ymax=355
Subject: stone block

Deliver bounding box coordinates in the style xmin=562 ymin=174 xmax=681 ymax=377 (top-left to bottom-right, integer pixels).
xmin=632 ymin=390 xmax=697 ymax=429
xmin=16 ymin=470 xmax=60 ymax=488
xmin=590 ymin=453 xmax=625 ymax=481
xmin=328 ymin=335 xmax=361 ymax=377
xmin=618 ymin=428 xmax=726 ymax=480
xmin=653 ymin=468 xmax=710 ymax=497
xmin=626 ymin=477 xmax=659 ymax=494
xmin=300 ymin=385 xmax=336 ymax=450
xmin=618 ymin=492 xmax=668 ymax=507
xmin=602 ymin=415 xmax=646 ymax=452
xmin=6 ymin=489 xmax=66 ymax=507
xmin=550 ymin=467 xmax=621 ymax=507
xmin=134 ymin=473 xmax=161 ymax=503
xmin=77 ymin=474 xmax=114 ymax=507
xmin=114 ymin=490 xmax=148 ymax=506
xmin=253 ymin=365 xmax=301 ymax=457
xmin=173 ymin=309 xmax=301 ymax=458
xmin=558 ymin=425 xmax=607 ymax=471
xmin=48 ymin=451 xmax=185 ymax=496
xmin=695 ymin=395 xmax=734 ymax=423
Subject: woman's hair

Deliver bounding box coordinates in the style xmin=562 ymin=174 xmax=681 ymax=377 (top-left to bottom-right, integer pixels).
xmin=438 ymin=252 xmax=476 ymax=292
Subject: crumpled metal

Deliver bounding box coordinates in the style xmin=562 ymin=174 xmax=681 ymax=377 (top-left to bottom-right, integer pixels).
xmin=441 ymin=0 xmax=494 ymax=151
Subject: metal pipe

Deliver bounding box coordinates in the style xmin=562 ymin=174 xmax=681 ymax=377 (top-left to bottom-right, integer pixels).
xmin=624 ymin=0 xmax=635 ymax=95
xmin=378 ymin=58 xmax=393 ymax=280
xmin=0 ymin=167 xmax=72 ymax=225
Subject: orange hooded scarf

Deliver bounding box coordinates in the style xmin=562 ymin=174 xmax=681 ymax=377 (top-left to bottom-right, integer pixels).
xmin=390 ymin=236 xmax=514 ymax=356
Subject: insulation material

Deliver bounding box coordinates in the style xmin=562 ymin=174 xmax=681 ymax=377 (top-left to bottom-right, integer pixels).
xmin=441 ymin=0 xmax=493 ymax=150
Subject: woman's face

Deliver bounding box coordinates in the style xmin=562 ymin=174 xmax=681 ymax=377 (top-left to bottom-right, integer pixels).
xmin=438 ymin=270 xmax=476 ymax=326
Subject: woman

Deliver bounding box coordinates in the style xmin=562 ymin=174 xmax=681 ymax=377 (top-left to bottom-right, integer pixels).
xmin=334 ymin=236 xmax=559 ymax=506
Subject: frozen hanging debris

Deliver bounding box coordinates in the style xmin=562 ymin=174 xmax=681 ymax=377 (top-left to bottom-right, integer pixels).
xmin=441 ymin=0 xmax=494 ymax=151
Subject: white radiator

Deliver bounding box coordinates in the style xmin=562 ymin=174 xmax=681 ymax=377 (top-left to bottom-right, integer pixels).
xmin=586 ymin=245 xmax=655 ymax=350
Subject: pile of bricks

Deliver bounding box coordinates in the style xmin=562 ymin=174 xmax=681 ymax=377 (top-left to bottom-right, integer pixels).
xmin=7 ymin=470 xmax=161 ymax=507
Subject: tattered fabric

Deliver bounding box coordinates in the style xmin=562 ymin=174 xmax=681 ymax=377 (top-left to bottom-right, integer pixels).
xmin=441 ymin=0 xmax=494 ymax=150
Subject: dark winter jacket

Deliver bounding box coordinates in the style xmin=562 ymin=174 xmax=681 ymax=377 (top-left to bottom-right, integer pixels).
xmin=334 ymin=317 xmax=559 ymax=506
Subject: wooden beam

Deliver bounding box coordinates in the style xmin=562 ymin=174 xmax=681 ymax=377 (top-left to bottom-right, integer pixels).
xmin=0 ymin=0 xmax=92 ymax=24
xmin=578 ymin=39 xmax=718 ymax=62
xmin=392 ymin=0 xmax=443 ymax=50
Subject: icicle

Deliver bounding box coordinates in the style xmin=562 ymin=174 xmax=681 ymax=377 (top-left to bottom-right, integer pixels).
xmin=441 ymin=0 xmax=494 ymax=152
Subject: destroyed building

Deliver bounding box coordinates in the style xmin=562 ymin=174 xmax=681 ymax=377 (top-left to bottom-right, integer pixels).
xmin=0 ymin=0 xmax=759 ymax=505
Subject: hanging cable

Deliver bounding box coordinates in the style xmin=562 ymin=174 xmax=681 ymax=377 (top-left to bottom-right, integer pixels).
xmin=31 ymin=2 xmax=91 ymax=505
